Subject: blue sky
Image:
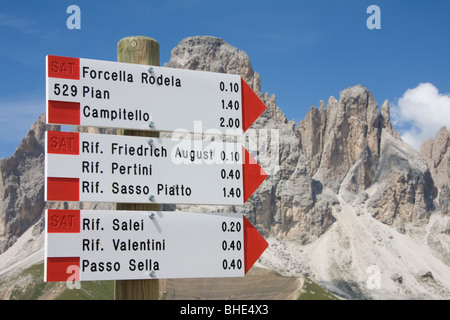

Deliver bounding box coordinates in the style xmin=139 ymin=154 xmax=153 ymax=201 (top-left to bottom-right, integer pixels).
xmin=0 ymin=0 xmax=449 ymax=158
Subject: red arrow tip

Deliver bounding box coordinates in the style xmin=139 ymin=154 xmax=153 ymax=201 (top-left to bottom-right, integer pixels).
xmin=243 ymin=147 xmax=268 ymax=202
xmin=241 ymin=78 xmax=267 ymax=132
xmin=243 ymin=216 xmax=268 ymax=274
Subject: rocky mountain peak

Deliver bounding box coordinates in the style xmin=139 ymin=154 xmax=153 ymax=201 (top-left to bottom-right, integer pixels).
xmin=299 ymin=84 xmax=398 ymax=191
xmin=0 ymin=114 xmax=59 ymax=253
xmin=165 ymin=35 xmax=261 ymax=93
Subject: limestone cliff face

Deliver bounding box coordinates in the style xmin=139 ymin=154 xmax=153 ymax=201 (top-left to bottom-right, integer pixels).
xmin=0 ymin=35 xmax=447 ymax=256
xmin=165 ymin=36 xmax=443 ymax=244
xmin=0 ymin=114 xmax=58 ymax=253
xmin=421 ymin=127 xmax=450 ymax=215
xmin=419 ymin=127 xmax=450 ymax=265
xmin=166 ymin=36 xmax=336 ymax=243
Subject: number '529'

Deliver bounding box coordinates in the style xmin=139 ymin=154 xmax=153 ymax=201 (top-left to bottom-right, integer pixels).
xmin=54 ymin=83 xmax=77 ymax=97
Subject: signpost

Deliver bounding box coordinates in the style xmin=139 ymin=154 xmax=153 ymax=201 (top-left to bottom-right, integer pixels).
xmin=44 ymin=36 xmax=269 ymax=300
xmin=46 ymin=55 xmax=266 ymax=135
xmin=44 ymin=209 xmax=268 ymax=281
xmin=45 ymin=131 xmax=268 ymax=205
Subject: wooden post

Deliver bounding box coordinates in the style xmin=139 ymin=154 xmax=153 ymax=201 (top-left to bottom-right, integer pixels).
xmin=114 ymin=36 xmax=161 ymax=300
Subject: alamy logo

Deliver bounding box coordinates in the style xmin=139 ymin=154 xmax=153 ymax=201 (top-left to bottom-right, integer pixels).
xmin=366 ymin=5 xmax=381 ymax=30
xmin=366 ymin=265 xmax=381 ymax=289
xmin=66 ymin=5 xmax=81 ymax=30
xmin=66 ymin=265 xmax=81 ymax=289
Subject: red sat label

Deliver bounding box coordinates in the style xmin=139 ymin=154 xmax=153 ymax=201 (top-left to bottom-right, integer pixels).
xmin=47 ymin=131 xmax=79 ymax=155
xmin=47 ymin=55 xmax=80 ymax=80
xmin=47 ymin=209 xmax=80 ymax=233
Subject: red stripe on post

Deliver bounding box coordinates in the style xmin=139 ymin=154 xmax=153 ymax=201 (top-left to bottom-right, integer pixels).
xmin=46 ymin=131 xmax=79 ymax=155
xmin=47 ymin=210 xmax=80 ymax=233
xmin=47 ymin=55 xmax=80 ymax=80
xmin=46 ymin=257 xmax=80 ymax=282
xmin=46 ymin=177 xmax=79 ymax=201
xmin=48 ymin=100 xmax=80 ymax=125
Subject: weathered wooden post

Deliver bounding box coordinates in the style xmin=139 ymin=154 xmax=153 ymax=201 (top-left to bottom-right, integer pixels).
xmin=114 ymin=36 xmax=160 ymax=300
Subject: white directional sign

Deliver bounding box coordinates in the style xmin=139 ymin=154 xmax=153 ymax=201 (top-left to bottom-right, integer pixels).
xmin=44 ymin=209 xmax=268 ymax=281
xmin=45 ymin=131 xmax=267 ymax=205
xmin=46 ymin=55 xmax=267 ymax=135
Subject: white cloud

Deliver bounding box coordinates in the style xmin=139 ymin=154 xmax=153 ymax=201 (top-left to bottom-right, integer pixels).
xmin=391 ymin=83 xmax=450 ymax=150
xmin=0 ymin=13 xmax=35 ymax=34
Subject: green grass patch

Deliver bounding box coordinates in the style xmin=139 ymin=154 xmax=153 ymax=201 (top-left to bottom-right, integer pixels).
xmin=55 ymin=280 xmax=114 ymax=300
xmin=297 ymin=278 xmax=339 ymax=300
xmin=2 ymin=262 xmax=114 ymax=300
xmin=7 ymin=262 xmax=50 ymax=300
